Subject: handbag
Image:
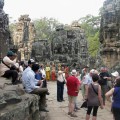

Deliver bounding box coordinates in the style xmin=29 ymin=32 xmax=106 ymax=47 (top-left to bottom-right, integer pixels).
xmin=81 ymin=99 xmax=87 ymax=108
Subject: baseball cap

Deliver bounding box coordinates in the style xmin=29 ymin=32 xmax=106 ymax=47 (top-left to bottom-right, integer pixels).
xmin=28 ymin=59 xmax=35 ymax=65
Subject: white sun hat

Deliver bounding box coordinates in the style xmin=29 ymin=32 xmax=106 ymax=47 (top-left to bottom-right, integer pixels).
xmin=111 ymin=71 xmax=119 ymax=77
xmin=71 ymin=69 xmax=77 ymax=75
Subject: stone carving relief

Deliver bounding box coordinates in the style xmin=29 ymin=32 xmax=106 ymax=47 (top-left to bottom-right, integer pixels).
xmin=100 ymin=0 xmax=120 ymax=68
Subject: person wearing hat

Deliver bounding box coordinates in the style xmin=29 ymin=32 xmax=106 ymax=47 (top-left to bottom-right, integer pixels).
xmin=22 ymin=59 xmax=36 ymax=87
xmin=57 ymin=67 xmax=66 ymax=102
xmin=111 ymin=71 xmax=119 ymax=86
xmin=23 ymin=63 xmax=49 ymax=112
xmin=82 ymin=69 xmax=96 ymax=100
xmin=66 ymin=69 xmax=80 ymax=117
xmin=0 ymin=51 xmax=19 ymax=84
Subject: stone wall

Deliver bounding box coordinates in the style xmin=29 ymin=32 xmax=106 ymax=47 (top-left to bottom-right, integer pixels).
xmin=99 ymin=0 xmax=120 ymax=69
xmin=0 ymin=0 xmax=12 ymax=62
xmin=12 ymin=15 xmax=36 ymax=61
xmin=0 ymin=77 xmax=47 ymax=120
xmin=31 ymin=22 xmax=89 ymax=69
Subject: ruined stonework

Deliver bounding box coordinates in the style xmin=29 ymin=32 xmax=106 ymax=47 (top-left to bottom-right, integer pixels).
xmin=0 ymin=77 xmax=47 ymax=120
xmin=32 ymin=40 xmax=51 ymax=62
xmin=0 ymin=0 xmax=12 ymax=62
xmin=100 ymin=0 xmax=120 ymax=69
xmin=12 ymin=15 xmax=35 ymax=61
xmin=51 ymin=22 xmax=89 ymax=66
xmin=32 ymin=22 xmax=89 ymax=67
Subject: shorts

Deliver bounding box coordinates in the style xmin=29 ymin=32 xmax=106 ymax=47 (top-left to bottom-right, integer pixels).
xmin=68 ymin=95 xmax=77 ymax=103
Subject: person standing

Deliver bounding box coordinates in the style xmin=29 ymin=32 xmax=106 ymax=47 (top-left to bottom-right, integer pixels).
xmin=66 ymin=69 xmax=80 ymax=117
xmin=51 ymin=64 xmax=56 ymax=81
xmin=45 ymin=64 xmax=50 ymax=81
xmin=57 ymin=69 xmax=66 ymax=102
xmin=99 ymin=67 xmax=111 ymax=105
xmin=83 ymin=69 xmax=95 ymax=100
xmin=86 ymin=74 xmax=103 ymax=120
xmin=105 ymin=77 xmax=120 ymax=120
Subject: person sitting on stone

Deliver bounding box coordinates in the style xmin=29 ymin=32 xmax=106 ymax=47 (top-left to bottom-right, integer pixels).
xmin=22 ymin=63 xmax=49 ymax=112
xmin=0 ymin=50 xmax=19 ymax=85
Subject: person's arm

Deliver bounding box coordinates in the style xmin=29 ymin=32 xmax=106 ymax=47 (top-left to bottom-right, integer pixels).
xmin=3 ymin=56 xmax=15 ymax=65
xmin=98 ymin=85 xmax=104 ymax=109
xmin=105 ymin=88 xmax=114 ymax=100
xmin=28 ymin=73 xmax=39 ymax=89
xmin=84 ymin=84 xmax=88 ymax=99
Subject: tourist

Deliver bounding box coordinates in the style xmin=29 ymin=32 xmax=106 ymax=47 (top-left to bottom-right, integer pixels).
xmin=66 ymin=69 xmax=80 ymax=117
xmin=99 ymin=67 xmax=111 ymax=105
xmin=74 ymin=71 xmax=81 ymax=111
xmin=22 ymin=59 xmax=36 ymax=87
xmin=22 ymin=63 xmax=49 ymax=112
xmin=105 ymin=77 xmax=120 ymax=120
xmin=83 ymin=69 xmax=96 ymax=100
xmin=0 ymin=51 xmax=19 ymax=85
xmin=86 ymin=74 xmax=103 ymax=120
xmin=57 ymin=68 xmax=66 ymax=102
xmin=81 ymin=67 xmax=88 ymax=100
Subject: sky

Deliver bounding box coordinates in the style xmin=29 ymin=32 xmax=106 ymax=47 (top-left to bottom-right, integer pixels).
xmin=4 ymin=0 xmax=105 ymax=24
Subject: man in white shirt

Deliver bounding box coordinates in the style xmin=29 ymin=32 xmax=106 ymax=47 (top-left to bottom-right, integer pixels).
xmin=83 ymin=69 xmax=96 ymax=99
xmin=23 ymin=63 xmax=49 ymax=112
xmin=0 ymin=51 xmax=19 ymax=84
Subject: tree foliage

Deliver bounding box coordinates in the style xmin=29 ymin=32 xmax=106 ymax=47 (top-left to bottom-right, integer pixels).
xmin=78 ymin=14 xmax=101 ymax=57
xmin=33 ymin=17 xmax=60 ymax=40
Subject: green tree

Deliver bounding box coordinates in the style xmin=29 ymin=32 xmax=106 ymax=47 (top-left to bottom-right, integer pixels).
xmin=78 ymin=14 xmax=101 ymax=57
xmin=33 ymin=17 xmax=60 ymax=40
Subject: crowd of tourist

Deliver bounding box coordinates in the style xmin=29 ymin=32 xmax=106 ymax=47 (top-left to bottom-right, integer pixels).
xmin=0 ymin=50 xmax=120 ymax=120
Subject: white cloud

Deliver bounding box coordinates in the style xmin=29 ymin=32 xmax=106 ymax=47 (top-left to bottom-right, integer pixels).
xmin=4 ymin=0 xmax=105 ymax=24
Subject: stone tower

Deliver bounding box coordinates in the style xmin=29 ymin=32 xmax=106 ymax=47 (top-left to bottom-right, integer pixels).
xmin=12 ymin=15 xmax=35 ymax=61
xmin=99 ymin=0 xmax=120 ymax=69
xmin=0 ymin=0 xmax=12 ymax=62
xmin=51 ymin=22 xmax=89 ymax=67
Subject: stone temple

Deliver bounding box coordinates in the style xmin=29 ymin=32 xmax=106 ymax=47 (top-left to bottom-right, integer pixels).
xmin=0 ymin=0 xmax=12 ymax=62
xmin=12 ymin=15 xmax=36 ymax=61
xmin=31 ymin=21 xmax=89 ymax=68
xmin=99 ymin=0 xmax=120 ymax=71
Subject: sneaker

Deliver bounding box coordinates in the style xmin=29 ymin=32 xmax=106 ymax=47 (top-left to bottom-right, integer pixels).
xmin=70 ymin=113 xmax=77 ymax=117
xmin=68 ymin=112 xmax=71 ymax=115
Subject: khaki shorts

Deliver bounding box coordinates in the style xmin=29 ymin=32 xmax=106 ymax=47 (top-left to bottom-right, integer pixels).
xmin=68 ymin=95 xmax=77 ymax=103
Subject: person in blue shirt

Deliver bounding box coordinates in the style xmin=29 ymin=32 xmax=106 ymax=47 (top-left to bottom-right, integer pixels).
xmin=106 ymin=77 xmax=120 ymax=120
xmin=22 ymin=63 xmax=49 ymax=112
